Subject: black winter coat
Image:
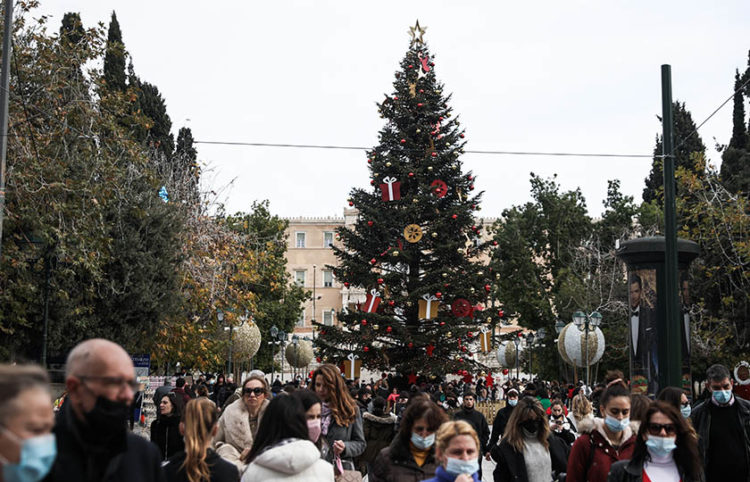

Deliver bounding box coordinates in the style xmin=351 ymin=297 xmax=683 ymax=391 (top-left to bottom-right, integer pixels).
xmin=369 ymin=436 xmax=440 ymax=482
xmin=454 ymin=407 xmax=490 ymax=453
xmin=492 ymin=434 xmax=569 ymax=482
xmin=150 ymin=415 xmax=185 ymax=460
xmin=489 ymin=405 xmax=515 ymax=450
xmin=163 ymin=449 xmax=239 ymax=482
xmin=358 ymin=411 xmax=397 ymax=471
xmin=43 ymin=403 xmax=165 ymax=482
xmin=607 ymin=457 xmax=702 ymax=482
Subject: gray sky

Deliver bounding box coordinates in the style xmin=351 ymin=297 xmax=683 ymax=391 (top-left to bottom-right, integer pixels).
xmin=41 ymin=1 xmax=749 ymax=218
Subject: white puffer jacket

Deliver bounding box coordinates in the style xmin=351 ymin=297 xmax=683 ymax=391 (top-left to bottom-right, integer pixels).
xmin=240 ymin=439 xmax=334 ymax=481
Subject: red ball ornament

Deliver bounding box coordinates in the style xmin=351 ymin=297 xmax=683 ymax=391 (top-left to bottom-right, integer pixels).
xmin=361 ymin=320 xmax=367 ymax=326
xmin=370 ymin=258 xmax=377 ymax=265
xmin=443 ymin=283 xmax=449 ymax=288
xmin=388 ymin=300 xmax=395 ymax=306
xmin=493 ymin=241 xmax=498 ymax=246
xmin=316 ymin=357 xmax=322 ymax=363
xmin=320 ymin=330 xmax=326 ymax=336
xmin=408 ymin=64 xmax=413 ymax=69
xmin=468 ymin=175 xmax=474 ymax=181
xmin=439 ymin=321 xmax=446 ymax=326
xmin=417 ymin=103 xmax=423 ymax=107
xmin=363 ymin=346 xmax=370 ymax=352
xmin=367 ymin=220 xmax=374 ymax=227
xmin=348 ymin=201 xmax=354 ymax=207
xmin=435 ymin=292 xmax=442 ymax=298
xmin=498 ymin=309 xmax=505 ymax=318
xmin=394 ymin=96 xmax=399 ymax=100
xmin=485 ymin=284 xmax=491 ymax=292
xmin=469 ymin=184 xmax=475 ymax=190
xmin=430 ymin=62 xmax=435 ymax=67
xmin=517 ymin=332 xmax=523 ymax=337
xmin=370 ymin=180 xmax=375 ymax=185
xmin=502 ymin=368 xmax=509 ymax=375
xmin=386 ymin=326 xmax=392 ymax=333
xmin=431 ymin=152 xmax=437 ymax=157
xmin=344 ymin=282 xmax=350 ymax=288
xmin=377 ymin=278 xmax=384 ymax=284
xmin=460 ymin=133 xmax=465 ymax=138
xmin=408 ymin=342 xmax=414 ymax=349
xmin=408 ymin=172 xmax=415 ymax=177
xmin=461 ymin=346 xmax=467 ymax=352
xmin=400 ymin=139 xmax=406 ymax=144
xmin=367 ymin=158 xmax=372 ymax=163
xmin=439 ymin=116 xmax=444 ymax=121
xmin=451 ymin=214 xmax=458 ymax=219
xmin=467 ymin=331 xmax=473 ymax=338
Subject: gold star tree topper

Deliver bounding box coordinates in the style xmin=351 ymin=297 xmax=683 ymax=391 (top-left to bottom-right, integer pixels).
xmin=409 ymin=20 xmax=427 ymax=46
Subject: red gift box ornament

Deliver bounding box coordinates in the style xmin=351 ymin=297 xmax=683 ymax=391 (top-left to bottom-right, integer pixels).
xmin=380 ymin=176 xmax=401 ymax=201
xmin=362 ymin=289 xmax=382 ymax=313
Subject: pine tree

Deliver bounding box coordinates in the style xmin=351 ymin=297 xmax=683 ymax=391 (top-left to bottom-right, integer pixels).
xmin=721 ymin=70 xmax=750 ymax=194
xmin=643 ymin=102 xmax=705 ymax=203
xmin=131 ymin=78 xmax=175 ymax=159
xmin=314 ymin=23 xmax=491 ymax=375
xmin=103 ymin=12 xmax=126 ymax=92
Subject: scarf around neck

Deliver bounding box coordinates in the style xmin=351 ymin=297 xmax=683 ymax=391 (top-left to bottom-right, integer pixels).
xmin=321 ymin=402 xmax=333 ymax=436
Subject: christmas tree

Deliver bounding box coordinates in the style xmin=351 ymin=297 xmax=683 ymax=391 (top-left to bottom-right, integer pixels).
xmin=314 ymin=22 xmax=495 ymax=376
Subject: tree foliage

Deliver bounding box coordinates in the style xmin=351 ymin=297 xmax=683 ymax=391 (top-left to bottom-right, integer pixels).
xmin=315 ymin=35 xmax=491 ymax=375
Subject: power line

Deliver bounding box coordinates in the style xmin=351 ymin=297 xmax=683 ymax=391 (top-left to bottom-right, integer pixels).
xmin=194 ymin=140 xmax=655 ymax=159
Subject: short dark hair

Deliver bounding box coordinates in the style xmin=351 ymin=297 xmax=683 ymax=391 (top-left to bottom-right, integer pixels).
xmin=397 ymin=398 xmax=448 ymax=448
xmin=176 ymin=377 xmax=186 ymax=388
xmin=290 ymin=389 xmax=321 ymax=412
xmin=706 ymin=364 xmax=731 ymax=382
xmin=629 ymin=273 xmax=642 ymax=288
xmin=244 ymin=395 xmax=308 ymax=464
xmin=463 ymin=391 xmax=477 ymax=400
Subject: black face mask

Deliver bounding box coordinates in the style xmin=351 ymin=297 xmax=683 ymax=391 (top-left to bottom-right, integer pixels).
xmin=83 ymin=396 xmax=129 ymax=438
xmin=520 ymin=419 xmax=540 ymax=434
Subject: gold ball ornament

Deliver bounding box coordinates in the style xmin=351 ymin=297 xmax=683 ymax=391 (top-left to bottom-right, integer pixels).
xmin=442 ymin=272 xmax=447 ymax=277
xmin=285 ymin=340 xmax=314 ymax=368
xmin=233 ymin=322 xmax=262 ymax=358
xmin=392 ymin=250 xmax=400 ymax=256
xmin=373 ymin=324 xmax=379 ymax=331
xmin=427 ymin=166 xmax=433 ymax=171
xmin=446 ymin=331 xmax=452 ymax=338
xmin=416 ymin=129 xmax=421 ymax=133
xmin=432 ymin=232 xmax=438 ymax=238
xmin=412 ymin=198 xmax=418 ymax=203
xmin=386 ymin=162 xmax=392 ymax=167
xmin=477 ymin=271 xmax=484 ymax=276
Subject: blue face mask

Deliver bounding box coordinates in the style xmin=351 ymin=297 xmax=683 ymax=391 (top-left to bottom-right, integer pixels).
xmin=680 ymin=404 xmax=691 ymax=418
xmin=0 ymin=428 xmax=57 ymax=482
xmin=645 ymin=435 xmax=677 ymax=458
xmin=411 ymin=432 xmax=435 ymax=450
xmin=508 ymin=399 xmax=518 ymax=407
xmin=604 ymin=415 xmax=630 ymax=432
xmin=712 ymin=389 xmax=732 ymax=405
xmin=445 ymin=457 xmax=479 ymax=476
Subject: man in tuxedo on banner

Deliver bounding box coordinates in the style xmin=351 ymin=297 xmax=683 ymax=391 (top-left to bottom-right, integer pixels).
xmin=629 ymin=274 xmax=657 ymax=385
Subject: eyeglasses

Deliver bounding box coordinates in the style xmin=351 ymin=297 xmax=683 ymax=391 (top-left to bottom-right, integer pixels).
xmin=78 ymin=376 xmax=139 ymax=392
xmin=647 ymin=423 xmax=676 ymax=436
xmin=243 ymin=387 xmax=265 ymax=396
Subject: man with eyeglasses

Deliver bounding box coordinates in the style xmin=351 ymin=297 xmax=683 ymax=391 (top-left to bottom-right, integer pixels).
xmin=691 ymin=363 xmax=750 ymax=482
xmin=43 ymin=338 xmax=165 ymax=482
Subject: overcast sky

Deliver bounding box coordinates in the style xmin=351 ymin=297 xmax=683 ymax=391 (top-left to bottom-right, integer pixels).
xmin=39 ymin=1 xmax=749 ymax=218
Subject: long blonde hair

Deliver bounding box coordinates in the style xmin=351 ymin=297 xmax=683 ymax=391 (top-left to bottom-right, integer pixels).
xmin=313 ymin=364 xmax=357 ymax=427
xmin=180 ymin=397 xmax=218 ymax=482
xmin=571 ymin=392 xmax=592 ymax=422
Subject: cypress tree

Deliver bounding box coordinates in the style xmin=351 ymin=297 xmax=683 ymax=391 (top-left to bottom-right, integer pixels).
xmin=720 ymin=67 xmax=750 ymax=194
xmin=728 ymin=70 xmax=748 ymax=150
xmin=103 ymin=12 xmax=126 ymax=92
xmin=643 ymin=101 xmax=705 ymax=203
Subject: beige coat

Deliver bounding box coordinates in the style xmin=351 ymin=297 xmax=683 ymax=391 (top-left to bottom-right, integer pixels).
xmin=214 ymin=397 xmax=269 ymax=471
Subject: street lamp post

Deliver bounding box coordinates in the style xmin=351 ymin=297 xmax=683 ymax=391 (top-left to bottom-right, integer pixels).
xmin=555 ymin=319 xmax=566 ymax=381
xmin=291 ymin=334 xmax=299 ymax=380
xmin=526 ymin=328 xmax=546 ymax=381
xmin=513 ymin=336 xmax=521 ymax=379
xmin=270 ymin=325 xmax=278 ymax=384
xmin=573 ymin=311 xmax=602 ymax=387
xmin=278 ymin=330 xmax=287 ymax=382
xmin=312 ymin=264 xmax=317 ymax=327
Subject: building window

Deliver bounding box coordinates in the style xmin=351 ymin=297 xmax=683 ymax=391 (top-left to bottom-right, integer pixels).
xmin=294 ymin=270 xmax=306 ymax=286
xmin=297 ymin=311 xmax=305 ymax=327
xmin=296 ymin=232 xmax=306 ymax=248
xmin=323 ymin=270 xmax=333 ymax=287
xmin=324 ymin=232 xmax=334 ymax=247
xmin=323 ymin=310 xmax=334 ymax=326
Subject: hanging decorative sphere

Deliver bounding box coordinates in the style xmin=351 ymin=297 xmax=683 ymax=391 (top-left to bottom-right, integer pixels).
xmin=285 ymin=339 xmax=314 ymax=368
xmin=557 ymin=322 xmax=605 ymax=368
xmin=496 ymin=341 xmax=522 ymax=368
xmin=233 ymin=322 xmax=262 ymax=359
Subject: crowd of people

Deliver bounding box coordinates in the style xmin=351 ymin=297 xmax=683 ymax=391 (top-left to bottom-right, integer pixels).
xmin=0 ymin=337 xmax=749 ymax=482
